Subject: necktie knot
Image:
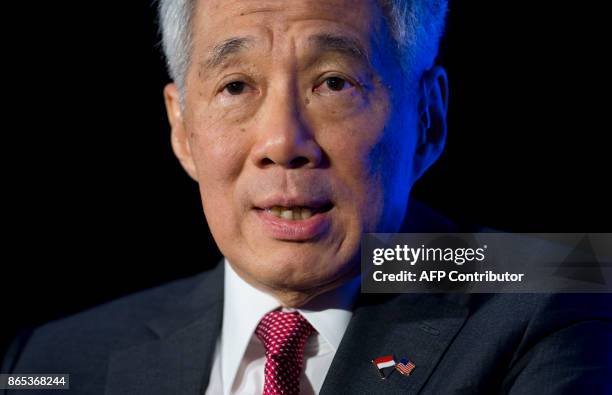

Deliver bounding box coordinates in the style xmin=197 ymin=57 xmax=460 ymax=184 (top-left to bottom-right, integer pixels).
xmin=255 ymin=311 xmax=316 ymax=395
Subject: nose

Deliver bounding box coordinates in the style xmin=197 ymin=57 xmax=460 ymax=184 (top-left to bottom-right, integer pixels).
xmin=250 ymin=86 xmax=322 ymax=169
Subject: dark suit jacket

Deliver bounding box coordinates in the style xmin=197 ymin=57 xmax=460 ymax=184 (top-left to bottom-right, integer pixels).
xmin=3 ymin=203 xmax=611 ymax=394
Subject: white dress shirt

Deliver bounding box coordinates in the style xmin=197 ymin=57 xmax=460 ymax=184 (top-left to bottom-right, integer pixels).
xmin=205 ymin=259 xmax=360 ymax=395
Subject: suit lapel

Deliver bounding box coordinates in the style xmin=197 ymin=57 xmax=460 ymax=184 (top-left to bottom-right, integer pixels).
xmin=104 ymin=263 xmax=224 ymax=395
xmin=320 ymin=293 xmax=469 ymax=395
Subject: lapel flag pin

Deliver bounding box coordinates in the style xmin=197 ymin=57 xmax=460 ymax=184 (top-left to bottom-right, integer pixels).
xmin=395 ymin=358 xmax=416 ymax=376
xmin=372 ymin=355 xmax=396 ymax=379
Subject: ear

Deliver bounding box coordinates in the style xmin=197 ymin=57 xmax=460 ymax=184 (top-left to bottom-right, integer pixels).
xmin=411 ymin=65 xmax=449 ymax=181
xmin=164 ymin=83 xmax=198 ymax=182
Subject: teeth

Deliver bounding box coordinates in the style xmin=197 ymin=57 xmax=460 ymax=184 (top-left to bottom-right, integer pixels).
xmin=267 ymin=206 xmax=315 ymax=220
xmin=280 ymin=209 xmax=294 ymax=220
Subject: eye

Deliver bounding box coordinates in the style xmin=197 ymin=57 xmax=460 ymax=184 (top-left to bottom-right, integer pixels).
xmin=314 ymin=76 xmax=355 ymax=94
xmin=223 ymin=81 xmax=247 ymax=95
xmin=326 ymin=77 xmax=349 ymax=91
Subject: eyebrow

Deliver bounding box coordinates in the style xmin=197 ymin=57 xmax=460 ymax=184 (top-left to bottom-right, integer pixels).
xmin=307 ymin=33 xmax=370 ymax=66
xmin=203 ymin=36 xmax=255 ymax=70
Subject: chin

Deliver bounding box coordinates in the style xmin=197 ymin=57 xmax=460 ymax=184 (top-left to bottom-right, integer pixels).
xmin=252 ymin=251 xmax=343 ymax=288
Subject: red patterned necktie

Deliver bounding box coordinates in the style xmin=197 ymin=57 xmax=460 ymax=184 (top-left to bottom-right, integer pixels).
xmin=255 ymin=311 xmax=316 ymax=395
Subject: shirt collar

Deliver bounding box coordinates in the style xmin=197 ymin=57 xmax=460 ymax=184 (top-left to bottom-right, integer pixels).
xmin=221 ymin=258 xmax=360 ymax=394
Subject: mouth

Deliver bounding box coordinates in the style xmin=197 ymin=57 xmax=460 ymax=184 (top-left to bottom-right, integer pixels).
xmin=257 ymin=203 xmax=334 ymax=221
xmin=252 ymin=199 xmax=334 ymax=241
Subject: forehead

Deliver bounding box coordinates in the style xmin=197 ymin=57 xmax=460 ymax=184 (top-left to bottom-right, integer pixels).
xmin=192 ymin=0 xmax=383 ymax=59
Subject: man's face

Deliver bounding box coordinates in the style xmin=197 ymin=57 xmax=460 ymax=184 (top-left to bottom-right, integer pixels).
xmin=170 ymin=0 xmax=424 ymax=299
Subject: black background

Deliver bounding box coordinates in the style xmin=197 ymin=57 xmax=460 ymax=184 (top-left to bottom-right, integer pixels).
xmin=2 ymin=1 xmax=609 ymax=357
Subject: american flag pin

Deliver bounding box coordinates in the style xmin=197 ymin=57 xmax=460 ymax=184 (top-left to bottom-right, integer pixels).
xmin=371 ymin=355 xmax=396 ymax=379
xmin=395 ymin=357 xmax=416 ymax=376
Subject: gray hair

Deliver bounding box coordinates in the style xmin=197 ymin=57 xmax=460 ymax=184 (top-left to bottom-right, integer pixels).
xmin=157 ymin=0 xmax=448 ymax=98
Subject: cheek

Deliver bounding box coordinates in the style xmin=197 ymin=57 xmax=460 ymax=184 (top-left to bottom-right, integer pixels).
xmin=374 ymin=119 xmax=419 ymax=230
xmin=317 ymin=125 xmax=387 ymax=230
xmin=186 ymin=115 xmax=251 ymax=234
xmin=189 ymin=109 xmax=251 ymax=185
xmin=320 ymin=114 xmax=417 ymax=232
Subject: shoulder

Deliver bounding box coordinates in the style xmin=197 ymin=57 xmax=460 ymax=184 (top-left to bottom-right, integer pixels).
xmin=425 ymin=293 xmax=611 ymax=392
xmin=465 ymin=292 xmax=611 ymax=319
xmin=30 ymin=269 xmax=215 ymax=344
xmin=466 ymin=292 xmax=611 ymax=339
xmin=501 ymin=293 xmax=612 ymax=392
xmin=387 ymin=292 xmax=611 ymax=361
xmin=466 ymin=293 xmax=611 ymax=391
xmin=2 ymin=263 xmax=224 ymax=374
